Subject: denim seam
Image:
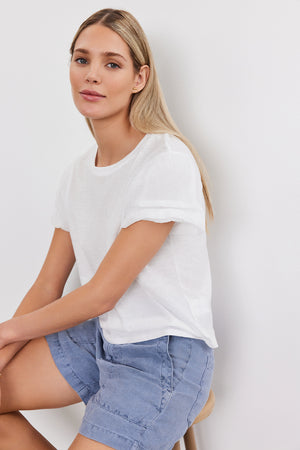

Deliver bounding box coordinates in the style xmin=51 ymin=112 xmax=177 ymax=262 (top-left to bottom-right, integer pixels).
xmin=68 ymin=339 xmax=97 ymax=344
xmin=157 ymin=339 xmax=173 ymax=397
xmin=186 ymin=353 xmax=210 ymax=426
xmin=137 ymin=389 xmax=173 ymax=440
xmin=171 ymin=339 xmax=193 ymax=391
xmin=89 ymin=395 xmax=151 ymax=430
xmin=80 ymin=416 xmax=138 ymax=447
xmin=66 ymin=325 xmax=97 ymax=345
xmin=56 ymin=332 xmax=98 ymax=399
xmin=90 ymin=338 xmax=173 ymax=430
xmin=136 ymin=338 xmax=174 ymax=431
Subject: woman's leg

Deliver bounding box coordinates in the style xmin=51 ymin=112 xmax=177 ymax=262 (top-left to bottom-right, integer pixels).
xmin=0 ymin=335 xmax=82 ymax=449
xmin=0 ymin=411 xmax=57 ymax=450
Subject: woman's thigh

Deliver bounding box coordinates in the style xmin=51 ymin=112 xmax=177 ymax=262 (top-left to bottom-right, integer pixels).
xmin=0 ymin=336 xmax=82 ymax=414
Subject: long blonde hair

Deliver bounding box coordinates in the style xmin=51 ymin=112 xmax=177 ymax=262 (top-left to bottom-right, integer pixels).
xmin=69 ymin=8 xmax=214 ymax=229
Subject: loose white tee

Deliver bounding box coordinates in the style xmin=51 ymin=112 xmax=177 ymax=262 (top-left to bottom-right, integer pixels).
xmin=52 ymin=132 xmax=218 ymax=348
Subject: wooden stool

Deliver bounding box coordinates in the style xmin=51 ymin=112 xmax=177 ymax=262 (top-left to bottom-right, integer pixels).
xmin=172 ymin=389 xmax=215 ymax=450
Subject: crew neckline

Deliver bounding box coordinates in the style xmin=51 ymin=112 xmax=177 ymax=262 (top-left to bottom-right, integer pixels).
xmin=87 ymin=133 xmax=151 ymax=175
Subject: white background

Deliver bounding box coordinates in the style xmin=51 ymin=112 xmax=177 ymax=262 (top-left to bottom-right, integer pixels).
xmin=0 ymin=1 xmax=299 ymax=449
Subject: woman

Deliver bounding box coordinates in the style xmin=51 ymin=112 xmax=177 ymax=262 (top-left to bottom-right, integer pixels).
xmin=0 ymin=8 xmax=218 ymax=450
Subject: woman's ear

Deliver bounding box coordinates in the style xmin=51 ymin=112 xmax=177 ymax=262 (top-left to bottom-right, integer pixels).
xmin=132 ymin=65 xmax=150 ymax=93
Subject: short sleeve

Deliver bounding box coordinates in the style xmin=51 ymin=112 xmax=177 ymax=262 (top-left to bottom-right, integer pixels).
xmin=51 ymin=165 xmax=71 ymax=232
xmin=120 ymin=151 xmax=206 ymax=230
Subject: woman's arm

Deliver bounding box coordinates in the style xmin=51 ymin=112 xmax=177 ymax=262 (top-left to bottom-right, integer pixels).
xmin=1 ymin=281 xmax=110 ymax=346
xmin=0 ymin=283 xmax=63 ymax=370
xmin=0 ymin=228 xmax=75 ymax=368
xmin=0 ymin=220 xmax=174 ymax=348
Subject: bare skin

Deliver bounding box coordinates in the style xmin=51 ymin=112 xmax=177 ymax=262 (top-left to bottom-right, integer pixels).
xmin=69 ymin=23 xmax=150 ymax=167
xmin=0 ymin=336 xmax=116 ymax=449
xmin=0 ymin=336 xmax=79 ymax=449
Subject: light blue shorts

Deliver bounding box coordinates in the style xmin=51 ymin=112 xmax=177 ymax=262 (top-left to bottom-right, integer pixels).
xmin=45 ymin=317 xmax=215 ymax=450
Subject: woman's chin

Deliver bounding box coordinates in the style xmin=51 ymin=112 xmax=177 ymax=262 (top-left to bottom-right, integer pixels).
xmin=76 ymin=107 xmax=107 ymax=120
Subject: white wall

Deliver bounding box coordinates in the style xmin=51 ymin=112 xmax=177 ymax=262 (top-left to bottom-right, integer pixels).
xmin=0 ymin=1 xmax=299 ymax=449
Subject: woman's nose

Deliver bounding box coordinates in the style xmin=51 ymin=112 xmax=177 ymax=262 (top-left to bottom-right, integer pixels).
xmin=86 ymin=64 xmax=102 ymax=83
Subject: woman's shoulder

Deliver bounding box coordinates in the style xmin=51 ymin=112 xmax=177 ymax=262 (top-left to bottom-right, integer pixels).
xmin=145 ymin=132 xmax=197 ymax=169
xmin=147 ymin=132 xmax=193 ymax=157
xmin=130 ymin=133 xmax=199 ymax=186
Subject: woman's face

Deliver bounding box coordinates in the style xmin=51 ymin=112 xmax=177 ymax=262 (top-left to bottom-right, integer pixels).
xmin=69 ymin=24 xmax=147 ymax=121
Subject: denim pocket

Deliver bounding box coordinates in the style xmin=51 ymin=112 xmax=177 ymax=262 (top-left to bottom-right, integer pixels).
xmin=166 ymin=335 xmax=193 ymax=392
xmin=94 ymin=336 xmax=173 ymax=428
xmin=186 ymin=349 xmax=215 ymax=427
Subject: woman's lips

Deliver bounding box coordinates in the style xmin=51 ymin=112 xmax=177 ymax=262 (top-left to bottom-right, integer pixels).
xmin=80 ymin=92 xmax=106 ymax=102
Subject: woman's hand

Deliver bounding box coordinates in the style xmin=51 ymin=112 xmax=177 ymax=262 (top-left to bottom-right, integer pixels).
xmin=0 ymin=345 xmax=12 ymax=408
xmin=0 ymin=344 xmax=15 ymax=372
xmin=0 ymin=373 xmax=2 ymax=407
xmin=0 ymin=319 xmax=16 ymax=351
xmin=0 ymin=339 xmax=31 ymax=408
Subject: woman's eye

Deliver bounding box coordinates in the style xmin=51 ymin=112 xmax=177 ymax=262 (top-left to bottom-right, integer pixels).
xmin=75 ymin=57 xmax=87 ymax=64
xmin=107 ymin=62 xmax=120 ymax=69
xmin=73 ymin=58 xmax=120 ymax=68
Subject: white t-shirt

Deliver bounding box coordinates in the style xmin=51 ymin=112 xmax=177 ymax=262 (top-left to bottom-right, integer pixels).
xmin=52 ymin=132 xmax=218 ymax=348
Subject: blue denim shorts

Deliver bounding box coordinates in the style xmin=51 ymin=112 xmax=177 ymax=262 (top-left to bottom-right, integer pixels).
xmin=45 ymin=317 xmax=215 ymax=450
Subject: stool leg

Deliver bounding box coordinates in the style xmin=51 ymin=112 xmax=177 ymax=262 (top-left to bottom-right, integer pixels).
xmin=184 ymin=426 xmax=198 ymax=450
xmin=172 ymin=441 xmax=181 ymax=450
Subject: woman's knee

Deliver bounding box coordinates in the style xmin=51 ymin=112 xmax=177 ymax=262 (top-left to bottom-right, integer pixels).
xmin=0 ymin=336 xmax=81 ymax=414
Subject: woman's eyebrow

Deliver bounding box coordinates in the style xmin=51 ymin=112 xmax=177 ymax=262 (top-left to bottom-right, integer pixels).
xmin=74 ymin=48 xmax=126 ymax=61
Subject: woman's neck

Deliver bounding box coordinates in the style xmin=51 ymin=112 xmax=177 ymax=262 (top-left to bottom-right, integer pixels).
xmin=90 ymin=116 xmax=146 ymax=167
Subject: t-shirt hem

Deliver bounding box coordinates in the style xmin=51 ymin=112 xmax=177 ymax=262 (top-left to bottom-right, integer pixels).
xmin=99 ymin=322 xmax=218 ymax=348
xmin=120 ymin=208 xmax=205 ymax=230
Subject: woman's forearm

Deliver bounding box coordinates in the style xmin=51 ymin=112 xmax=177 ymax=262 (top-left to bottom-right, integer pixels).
xmin=12 ymin=281 xmax=63 ymax=318
xmin=1 ymin=282 xmax=112 ymax=347
xmin=0 ymin=282 xmax=63 ymax=366
xmin=0 ymin=341 xmax=28 ymax=370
